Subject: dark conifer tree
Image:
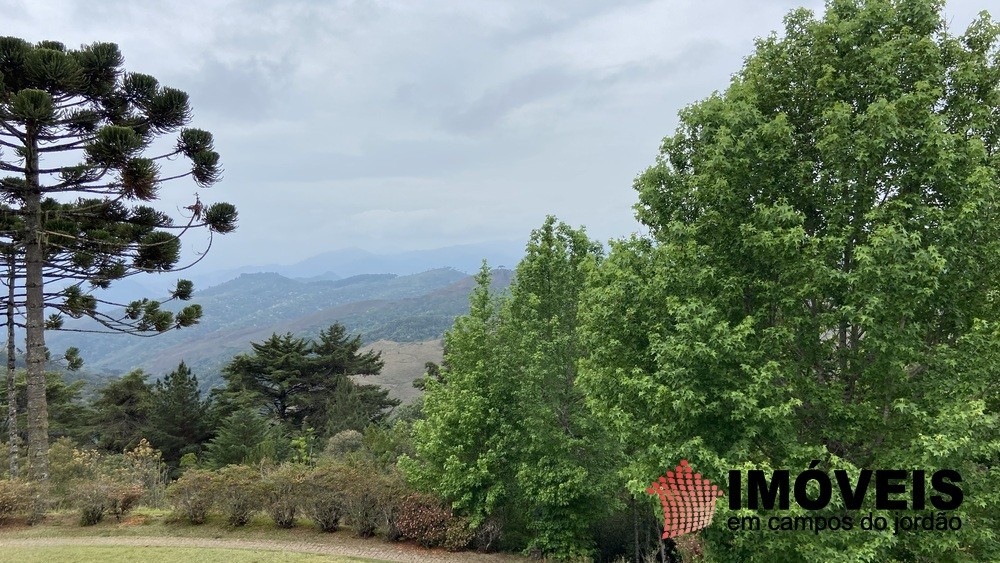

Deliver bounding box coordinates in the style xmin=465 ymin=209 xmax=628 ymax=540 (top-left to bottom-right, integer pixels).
xmin=145 ymin=362 xmax=211 ymax=470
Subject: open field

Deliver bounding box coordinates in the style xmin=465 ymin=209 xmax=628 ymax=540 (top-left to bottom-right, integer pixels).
xmin=0 ymin=510 xmax=526 ymax=563
xmin=0 ymin=544 xmax=373 ymax=563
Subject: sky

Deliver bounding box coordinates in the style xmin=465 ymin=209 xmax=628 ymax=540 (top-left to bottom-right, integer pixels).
xmin=2 ymin=0 xmax=992 ymax=273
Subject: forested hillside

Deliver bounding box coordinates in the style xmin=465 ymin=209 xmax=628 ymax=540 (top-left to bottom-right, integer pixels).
xmin=46 ymin=268 xmax=513 ymax=385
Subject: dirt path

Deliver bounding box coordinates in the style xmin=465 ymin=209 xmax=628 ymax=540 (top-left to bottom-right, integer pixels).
xmin=0 ymin=535 xmax=523 ymax=562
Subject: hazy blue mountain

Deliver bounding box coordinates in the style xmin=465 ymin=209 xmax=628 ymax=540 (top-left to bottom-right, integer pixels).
xmin=189 ymin=240 xmax=523 ymax=288
xmin=47 ymin=267 xmax=514 ymax=389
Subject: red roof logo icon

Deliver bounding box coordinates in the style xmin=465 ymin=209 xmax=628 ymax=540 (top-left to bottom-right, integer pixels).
xmin=647 ymin=459 xmax=725 ymax=539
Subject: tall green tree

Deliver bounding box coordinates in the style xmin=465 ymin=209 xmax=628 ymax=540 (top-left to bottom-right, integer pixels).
xmin=0 ymin=37 xmax=237 ymax=480
xmin=145 ymin=362 xmax=211 ymax=470
xmin=407 ymin=219 xmax=614 ymax=558
xmin=579 ymin=1 xmax=1000 ymax=560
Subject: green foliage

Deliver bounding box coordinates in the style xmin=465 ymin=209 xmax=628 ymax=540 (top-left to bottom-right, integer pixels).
xmin=339 ymin=460 xmax=405 ymax=538
xmin=73 ymin=477 xmax=144 ymax=525
xmin=166 ymin=468 xmax=215 ymax=524
xmin=321 ymin=430 xmax=363 ymax=460
xmin=578 ymin=1 xmax=1000 ymax=561
xmin=300 ymin=463 xmax=349 ymax=532
xmin=219 ymin=324 xmax=398 ymax=439
xmin=406 ymin=219 xmax=615 ymax=558
xmin=261 ymin=463 xmax=307 ymax=528
xmin=87 ymin=370 xmax=152 ymax=453
xmin=145 ymin=362 xmax=212 ymax=471
xmin=0 ymin=479 xmax=45 ymax=524
xmin=203 ymin=409 xmax=286 ymax=469
xmin=211 ymin=464 xmax=264 ymax=527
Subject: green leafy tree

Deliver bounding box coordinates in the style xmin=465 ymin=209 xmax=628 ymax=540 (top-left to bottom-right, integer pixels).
xmin=407 ymin=219 xmax=614 ymax=558
xmin=404 ymin=265 xmax=516 ymax=532
xmin=579 ymin=1 xmax=1000 ymax=560
xmin=87 ymin=369 xmax=152 ymax=453
xmin=145 ymin=362 xmax=212 ymax=471
xmin=0 ymin=37 xmax=237 ymax=480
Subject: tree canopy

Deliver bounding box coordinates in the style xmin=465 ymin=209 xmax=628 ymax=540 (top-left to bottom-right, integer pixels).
xmin=579 ymin=0 xmax=999 ymax=560
xmin=219 ymin=324 xmax=397 ymax=439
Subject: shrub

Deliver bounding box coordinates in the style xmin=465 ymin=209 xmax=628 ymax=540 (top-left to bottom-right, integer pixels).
xmin=73 ymin=477 xmax=145 ymax=525
xmin=393 ymin=492 xmax=451 ymax=548
xmin=213 ymin=465 xmax=263 ymax=526
xmin=48 ymin=438 xmax=100 ymax=509
xmin=262 ymin=463 xmax=307 ymax=528
xmin=0 ymin=479 xmax=46 ymax=524
xmin=167 ymin=469 xmax=215 ymax=524
xmin=340 ymin=462 xmax=404 ymax=538
xmin=322 ymin=430 xmax=362 ymax=460
xmin=301 ymin=464 xmax=348 ymax=532
xmin=106 ymin=481 xmax=145 ymax=521
xmin=74 ymin=480 xmax=109 ymax=526
xmin=473 ymin=516 xmax=504 ymax=553
xmin=444 ymin=516 xmax=476 ymax=552
xmin=117 ymin=439 xmax=169 ymax=508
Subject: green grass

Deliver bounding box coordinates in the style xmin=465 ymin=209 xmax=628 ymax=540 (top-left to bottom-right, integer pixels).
xmin=0 ymin=509 xmax=396 ymax=562
xmin=0 ymin=546 xmax=372 ymax=562
xmin=3 ymin=509 xmax=350 ymax=541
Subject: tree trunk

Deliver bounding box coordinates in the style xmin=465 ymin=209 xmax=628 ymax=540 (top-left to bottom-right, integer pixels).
xmin=6 ymin=254 xmax=19 ymax=477
xmin=23 ymin=125 xmax=48 ymax=481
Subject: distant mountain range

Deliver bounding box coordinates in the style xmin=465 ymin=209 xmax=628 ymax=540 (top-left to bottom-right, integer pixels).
xmin=47 ymin=265 xmax=515 ymax=393
xmin=89 ymin=240 xmax=524 ymax=306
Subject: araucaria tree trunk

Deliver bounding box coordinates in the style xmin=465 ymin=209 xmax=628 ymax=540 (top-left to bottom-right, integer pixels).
xmin=6 ymin=252 xmax=20 ymax=478
xmin=22 ymin=124 xmax=48 ymax=481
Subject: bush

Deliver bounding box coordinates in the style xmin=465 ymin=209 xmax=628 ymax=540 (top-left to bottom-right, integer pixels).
xmin=444 ymin=516 xmax=476 ymax=552
xmin=106 ymin=481 xmax=145 ymax=521
xmin=261 ymin=463 xmax=307 ymax=528
xmin=167 ymin=469 xmax=215 ymax=524
xmin=213 ymin=465 xmax=263 ymax=526
xmin=74 ymin=480 xmax=109 ymax=526
xmin=0 ymin=479 xmax=46 ymax=525
xmin=301 ymin=464 xmax=348 ymax=532
xmin=474 ymin=516 xmax=504 ymax=553
xmin=73 ymin=478 xmax=145 ymax=525
xmin=340 ymin=462 xmax=405 ymax=538
xmin=393 ymin=492 xmax=451 ymax=548
xmin=322 ymin=430 xmax=363 ymax=460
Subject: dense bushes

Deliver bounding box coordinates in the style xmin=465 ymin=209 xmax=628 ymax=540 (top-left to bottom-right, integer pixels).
xmin=300 ymin=463 xmax=347 ymax=532
xmin=0 ymin=434 xmax=499 ymax=559
xmin=393 ymin=493 xmax=451 ymax=547
xmin=262 ymin=463 xmax=307 ymax=528
xmin=213 ymin=465 xmax=263 ymax=526
xmin=0 ymin=479 xmax=45 ymax=524
xmin=167 ymin=469 xmax=215 ymax=524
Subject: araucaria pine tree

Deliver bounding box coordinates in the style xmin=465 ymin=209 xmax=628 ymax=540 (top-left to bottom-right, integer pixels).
xmin=0 ymin=37 xmax=238 ymax=480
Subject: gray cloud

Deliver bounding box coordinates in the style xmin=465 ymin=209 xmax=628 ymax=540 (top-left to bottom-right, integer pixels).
xmin=3 ymin=0 xmax=990 ymax=272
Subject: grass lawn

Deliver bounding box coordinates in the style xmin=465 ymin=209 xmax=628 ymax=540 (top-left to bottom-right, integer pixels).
xmin=0 ymin=545 xmax=376 ymax=563
xmin=1 ymin=509 xmax=367 ymax=541
xmin=0 ymin=509 xmax=405 ymax=562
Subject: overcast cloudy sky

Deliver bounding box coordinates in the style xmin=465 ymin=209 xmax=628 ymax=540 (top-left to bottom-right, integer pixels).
xmin=3 ymin=0 xmax=991 ymax=271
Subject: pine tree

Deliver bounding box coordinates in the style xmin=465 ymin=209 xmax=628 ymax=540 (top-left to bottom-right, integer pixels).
xmin=145 ymin=362 xmax=211 ymax=470
xmin=88 ymin=369 xmax=152 ymax=453
xmin=0 ymin=37 xmax=237 ymax=479
xmin=220 ymin=324 xmax=397 ymax=437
